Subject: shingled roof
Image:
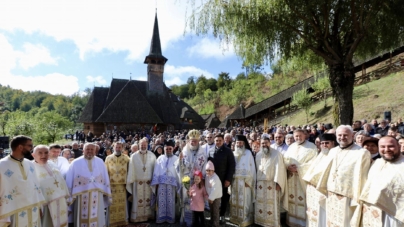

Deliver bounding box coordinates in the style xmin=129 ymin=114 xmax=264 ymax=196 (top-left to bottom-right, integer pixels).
xmin=245 ymin=76 xmax=316 ymax=118
xmin=228 ymin=104 xmax=246 ymax=120
xmin=96 ymin=80 xmax=163 ymax=123
xmin=78 ymin=87 xmax=109 ymax=122
xmin=202 ymin=113 xmax=221 ymax=128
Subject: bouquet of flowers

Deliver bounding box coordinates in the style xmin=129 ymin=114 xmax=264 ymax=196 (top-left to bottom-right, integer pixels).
xmin=182 ymin=176 xmax=191 ymax=190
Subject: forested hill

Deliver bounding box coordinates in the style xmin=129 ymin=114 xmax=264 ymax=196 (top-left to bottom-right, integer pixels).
xmin=0 ymin=84 xmax=91 ymax=144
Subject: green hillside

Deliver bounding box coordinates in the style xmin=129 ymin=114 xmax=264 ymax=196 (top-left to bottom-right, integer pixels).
xmin=279 ymin=71 xmax=404 ymax=126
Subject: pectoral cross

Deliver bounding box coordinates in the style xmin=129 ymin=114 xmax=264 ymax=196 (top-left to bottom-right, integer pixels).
xmin=143 ymin=167 xmax=146 ymax=172
xmin=54 ymin=179 xmax=59 ymax=187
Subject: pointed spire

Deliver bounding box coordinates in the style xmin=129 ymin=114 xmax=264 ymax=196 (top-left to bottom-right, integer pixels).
xmin=144 ymin=11 xmax=167 ymax=64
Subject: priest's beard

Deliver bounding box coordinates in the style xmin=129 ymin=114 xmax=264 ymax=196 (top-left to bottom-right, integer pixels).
xmin=140 ymin=149 xmax=147 ymax=154
xmin=321 ymin=148 xmax=329 ymax=154
xmin=261 ymin=146 xmax=270 ymax=155
xmin=382 ymin=153 xmax=400 ymax=162
xmin=234 ymin=146 xmax=245 ymax=156
xmin=187 ymin=143 xmax=199 ymax=151
xmin=114 ymin=150 xmax=122 ymax=155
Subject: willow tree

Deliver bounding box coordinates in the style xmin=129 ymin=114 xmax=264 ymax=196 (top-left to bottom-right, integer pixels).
xmin=186 ymin=0 xmax=404 ymax=125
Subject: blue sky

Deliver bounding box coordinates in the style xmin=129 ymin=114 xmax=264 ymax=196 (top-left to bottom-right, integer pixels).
xmin=0 ymin=0 xmax=270 ymax=96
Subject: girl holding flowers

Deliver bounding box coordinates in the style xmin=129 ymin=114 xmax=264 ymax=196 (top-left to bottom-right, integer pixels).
xmin=188 ymin=170 xmax=208 ymax=227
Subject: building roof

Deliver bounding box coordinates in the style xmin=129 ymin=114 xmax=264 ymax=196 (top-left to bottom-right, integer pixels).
xmin=202 ymin=113 xmax=221 ymax=128
xmin=96 ymin=80 xmax=163 ymax=123
xmin=79 ymin=79 xmax=203 ymax=129
xmin=244 ymin=76 xmax=316 ymax=118
xmin=228 ymin=104 xmax=246 ymax=120
xmin=78 ymin=87 xmax=109 ymax=122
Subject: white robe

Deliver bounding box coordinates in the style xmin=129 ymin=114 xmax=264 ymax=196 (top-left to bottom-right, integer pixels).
xmin=0 ymin=156 xmax=46 ymax=227
xmin=65 ymin=156 xmax=112 ymax=227
xmin=32 ymin=161 xmax=70 ymax=227
xmin=230 ymin=149 xmax=256 ymax=227
xmin=151 ymin=155 xmax=179 ymax=224
xmin=255 ymin=149 xmax=287 ymax=227
xmin=303 ymin=148 xmax=337 ymax=227
xmin=360 ymin=155 xmax=404 ymax=226
xmin=126 ymin=150 xmax=156 ymax=222
xmin=175 ymin=145 xmax=208 ymax=226
xmin=317 ymin=143 xmax=371 ymax=227
xmin=283 ymin=141 xmax=318 ymax=227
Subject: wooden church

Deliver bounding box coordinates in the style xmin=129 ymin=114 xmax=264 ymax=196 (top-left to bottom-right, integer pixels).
xmin=78 ymin=13 xmax=204 ymax=135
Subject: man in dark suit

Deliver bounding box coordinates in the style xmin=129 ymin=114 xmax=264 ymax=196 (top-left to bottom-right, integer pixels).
xmin=208 ymin=134 xmax=236 ymax=225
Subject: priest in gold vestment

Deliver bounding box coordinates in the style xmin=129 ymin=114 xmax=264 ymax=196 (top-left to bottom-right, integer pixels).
xmin=126 ymin=139 xmax=156 ymax=222
xmin=317 ymin=125 xmax=371 ymax=227
xmin=0 ymin=135 xmax=46 ymax=227
xmin=32 ymin=145 xmax=70 ymax=227
xmin=302 ymin=133 xmax=337 ymax=227
xmin=66 ymin=143 xmax=112 ymax=227
xmin=283 ymin=129 xmax=317 ymax=227
xmin=255 ymin=135 xmax=287 ymax=227
xmin=360 ymin=136 xmax=404 ymax=227
xmin=105 ymin=142 xmax=130 ymax=226
xmin=229 ymin=135 xmax=256 ymax=227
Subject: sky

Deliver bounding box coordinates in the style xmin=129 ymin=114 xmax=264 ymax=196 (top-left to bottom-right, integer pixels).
xmin=0 ymin=0 xmax=271 ymax=96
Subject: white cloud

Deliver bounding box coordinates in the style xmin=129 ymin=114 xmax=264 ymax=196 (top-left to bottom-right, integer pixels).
xmin=0 ymin=0 xmax=187 ymax=61
xmin=164 ymin=64 xmax=214 ymax=86
xmin=3 ymin=73 xmax=79 ymax=95
xmin=0 ymin=33 xmax=79 ymax=96
xmin=187 ymin=37 xmax=235 ymax=59
xmin=17 ymin=43 xmax=58 ymax=70
xmin=86 ymin=75 xmax=107 ymax=85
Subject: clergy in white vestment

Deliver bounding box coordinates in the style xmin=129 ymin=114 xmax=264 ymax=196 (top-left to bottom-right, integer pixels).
xmin=32 ymin=145 xmax=70 ymax=227
xmin=49 ymin=144 xmax=70 ymax=178
xmin=360 ymin=136 xmax=404 ymax=227
xmin=302 ymin=133 xmax=337 ymax=227
xmin=0 ymin=135 xmax=46 ymax=227
xmin=151 ymin=140 xmax=179 ymax=224
xmin=65 ymin=143 xmax=112 ymax=227
xmin=176 ymin=129 xmax=208 ymax=226
xmin=105 ymin=141 xmax=130 ymax=226
xmin=255 ymin=134 xmax=287 ymax=227
xmin=126 ymin=139 xmax=156 ymax=222
xmin=202 ymin=133 xmax=216 ymax=157
xmin=317 ymin=125 xmax=371 ymax=227
xmin=283 ymin=129 xmax=318 ymax=227
xmin=229 ymin=134 xmax=256 ymax=227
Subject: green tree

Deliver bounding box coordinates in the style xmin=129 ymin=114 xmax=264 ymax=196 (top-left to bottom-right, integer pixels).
xmin=187 ymin=0 xmax=404 ymax=125
xmin=217 ymin=72 xmax=232 ymax=89
xmin=292 ymin=88 xmax=313 ymax=123
xmin=35 ymin=111 xmax=73 ymax=143
xmin=206 ymin=78 xmax=218 ymax=91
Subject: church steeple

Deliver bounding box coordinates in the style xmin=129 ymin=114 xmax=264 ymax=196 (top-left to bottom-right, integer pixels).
xmin=144 ymin=11 xmax=167 ymax=64
xmin=145 ymin=11 xmax=167 ymax=94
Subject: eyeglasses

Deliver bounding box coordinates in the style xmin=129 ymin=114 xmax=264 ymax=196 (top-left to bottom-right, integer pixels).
xmin=206 ymin=170 xmax=214 ymax=172
xmin=321 ymin=142 xmax=330 ymax=145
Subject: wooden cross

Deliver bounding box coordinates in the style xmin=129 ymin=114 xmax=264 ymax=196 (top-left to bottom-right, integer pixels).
xmin=54 ymin=179 xmax=59 ymax=187
xmin=143 ymin=167 xmax=146 ymax=172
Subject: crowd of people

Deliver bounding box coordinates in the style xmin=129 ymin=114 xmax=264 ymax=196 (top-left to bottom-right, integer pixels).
xmin=1 ymin=117 xmax=404 ymax=227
